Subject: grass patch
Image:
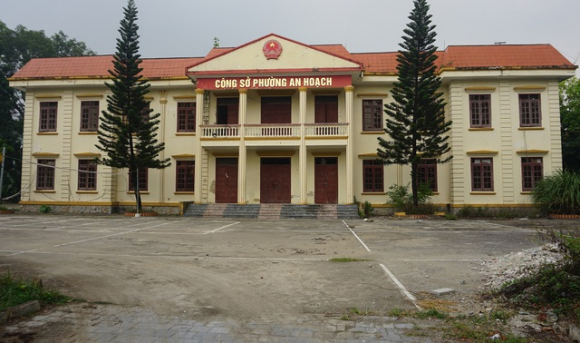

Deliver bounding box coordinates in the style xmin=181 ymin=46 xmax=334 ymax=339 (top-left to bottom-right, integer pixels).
xmin=0 ymin=272 xmax=71 ymax=311
xmin=414 ymin=309 xmax=447 ymax=319
xmin=339 ymin=307 xmax=376 ymax=320
xmin=416 ymin=298 xmax=456 ymax=313
xmin=343 ymin=305 xmax=526 ymax=341
xmin=348 ymin=307 xmax=374 ymax=316
xmin=388 ymin=308 xmax=404 ymax=317
xmin=442 ymin=315 xmax=527 ymax=343
xmin=329 ymin=257 xmax=370 ymax=263
xmin=381 ymin=305 xmax=527 ymax=342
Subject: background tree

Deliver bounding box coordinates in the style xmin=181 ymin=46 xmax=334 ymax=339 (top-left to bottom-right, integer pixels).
xmin=96 ymin=0 xmax=170 ymax=214
xmin=560 ymin=77 xmax=580 ymax=171
xmin=377 ymin=0 xmax=452 ymax=207
xmin=0 ymin=21 xmax=94 ymax=200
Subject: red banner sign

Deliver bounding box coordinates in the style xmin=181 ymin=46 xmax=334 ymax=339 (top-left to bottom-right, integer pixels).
xmin=196 ymin=75 xmax=352 ymax=90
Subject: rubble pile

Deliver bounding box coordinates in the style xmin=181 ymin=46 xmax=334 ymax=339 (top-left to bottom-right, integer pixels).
xmin=480 ymin=243 xmax=565 ymax=290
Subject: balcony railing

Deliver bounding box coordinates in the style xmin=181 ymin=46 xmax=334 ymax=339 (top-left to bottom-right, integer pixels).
xmin=245 ymin=124 xmax=300 ymax=138
xmin=305 ymin=123 xmax=348 ymax=137
xmin=200 ymin=123 xmax=348 ymax=139
xmin=200 ymin=125 xmax=240 ymax=138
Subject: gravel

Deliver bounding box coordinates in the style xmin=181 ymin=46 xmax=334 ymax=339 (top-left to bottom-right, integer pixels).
xmin=480 ymin=243 xmax=565 ymax=289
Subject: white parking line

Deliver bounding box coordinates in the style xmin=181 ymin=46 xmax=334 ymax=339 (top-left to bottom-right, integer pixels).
xmin=380 ymin=263 xmax=421 ymax=310
xmin=54 ymin=221 xmax=171 ymax=247
xmin=203 ymin=222 xmax=239 ymax=234
xmin=8 ymin=249 xmax=38 ymax=257
xmin=340 ymin=220 xmax=420 ymax=310
xmin=1 ymin=250 xmax=330 ymax=261
xmin=342 ymin=220 xmax=371 ymax=252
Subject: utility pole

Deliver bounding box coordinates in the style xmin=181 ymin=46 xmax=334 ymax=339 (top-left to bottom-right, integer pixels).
xmin=0 ymin=146 xmax=5 ymax=205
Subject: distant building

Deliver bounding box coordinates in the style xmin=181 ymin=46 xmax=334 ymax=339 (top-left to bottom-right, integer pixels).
xmin=9 ymin=34 xmax=577 ymax=214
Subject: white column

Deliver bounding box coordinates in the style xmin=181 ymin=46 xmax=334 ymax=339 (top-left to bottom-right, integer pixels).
xmin=238 ymin=89 xmax=247 ymax=204
xmin=299 ymin=87 xmax=308 ymax=204
xmin=345 ymin=85 xmax=354 ymax=204
xmin=194 ymin=88 xmax=204 ymax=204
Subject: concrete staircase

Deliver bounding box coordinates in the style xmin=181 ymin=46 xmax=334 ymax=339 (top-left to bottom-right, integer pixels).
xmin=183 ymin=203 xmax=359 ymax=219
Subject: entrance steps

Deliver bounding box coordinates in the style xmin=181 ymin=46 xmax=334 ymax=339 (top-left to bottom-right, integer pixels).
xmin=183 ymin=203 xmax=359 ymax=219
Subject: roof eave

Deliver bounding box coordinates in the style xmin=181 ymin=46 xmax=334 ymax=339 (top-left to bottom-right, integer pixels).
xmin=187 ymin=67 xmax=363 ymax=79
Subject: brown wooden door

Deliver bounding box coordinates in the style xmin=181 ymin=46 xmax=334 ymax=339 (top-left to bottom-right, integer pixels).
xmin=315 ymin=96 xmax=338 ymax=123
xmin=217 ymin=98 xmax=239 ymax=124
xmin=215 ymin=158 xmax=238 ymax=203
xmin=260 ymin=158 xmax=291 ymax=203
xmin=261 ymin=97 xmax=291 ymax=124
xmin=315 ymin=157 xmax=338 ymax=204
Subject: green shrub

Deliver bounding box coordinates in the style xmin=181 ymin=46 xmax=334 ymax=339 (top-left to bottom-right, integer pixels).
xmin=444 ymin=213 xmax=457 ymax=220
xmin=354 ymin=197 xmax=374 ymax=218
xmin=457 ymin=206 xmax=491 ymax=218
xmin=39 ymin=205 xmax=51 ymax=213
xmin=363 ymin=201 xmax=374 ymax=218
xmin=386 ymin=183 xmax=434 ymax=214
xmin=533 ymin=169 xmax=580 ymax=215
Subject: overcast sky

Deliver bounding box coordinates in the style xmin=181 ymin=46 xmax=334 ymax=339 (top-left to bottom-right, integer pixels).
xmin=2 ymin=0 xmax=579 ymax=69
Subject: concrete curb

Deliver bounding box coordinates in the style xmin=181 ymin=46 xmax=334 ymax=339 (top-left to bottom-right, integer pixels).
xmin=0 ymin=300 xmax=41 ymax=324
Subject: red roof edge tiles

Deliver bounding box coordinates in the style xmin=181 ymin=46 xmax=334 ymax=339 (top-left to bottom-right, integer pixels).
xmin=439 ymin=44 xmax=576 ymax=71
xmin=11 ymin=55 xmax=204 ymax=80
xmin=10 ymin=43 xmax=576 ymax=81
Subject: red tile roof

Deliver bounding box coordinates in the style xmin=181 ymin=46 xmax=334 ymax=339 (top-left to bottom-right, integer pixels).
xmin=351 ymin=52 xmax=399 ymax=75
xmin=11 ymin=55 xmax=203 ymax=80
xmin=312 ymin=44 xmax=353 ymax=60
xmin=204 ymin=47 xmax=234 ymax=60
xmin=10 ymin=43 xmax=576 ymax=80
xmin=439 ymin=44 xmax=573 ymax=70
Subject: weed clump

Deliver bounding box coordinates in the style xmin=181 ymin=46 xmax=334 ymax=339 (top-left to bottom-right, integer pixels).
xmin=329 ymin=257 xmax=370 ymax=263
xmin=0 ymin=272 xmax=70 ymax=311
xmin=496 ymin=229 xmax=580 ymax=319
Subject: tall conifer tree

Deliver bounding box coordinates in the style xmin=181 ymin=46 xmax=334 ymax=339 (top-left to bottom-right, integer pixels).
xmin=96 ymin=0 xmax=170 ymax=214
xmin=377 ymin=0 xmax=452 ymax=207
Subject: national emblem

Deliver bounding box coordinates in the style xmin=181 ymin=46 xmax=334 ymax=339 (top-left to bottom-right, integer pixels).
xmin=262 ymin=39 xmax=283 ymax=60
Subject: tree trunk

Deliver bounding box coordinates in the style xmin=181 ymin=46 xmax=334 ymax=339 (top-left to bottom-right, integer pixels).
xmin=134 ymin=167 xmax=141 ymax=214
xmin=411 ymin=161 xmax=418 ymax=207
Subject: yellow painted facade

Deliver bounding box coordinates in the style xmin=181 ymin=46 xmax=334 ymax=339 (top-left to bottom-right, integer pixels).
xmin=9 ymin=34 xmax=577 ymax=212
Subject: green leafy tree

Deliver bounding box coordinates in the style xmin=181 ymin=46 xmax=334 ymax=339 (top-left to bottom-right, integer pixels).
xmin=560 ymin=77 xmax=580 ymax=171
xmin=0 ymin=21 xmax=94 ymax=200
xmin=377 ymin=0 xmax=452 ymax=207
xmin=96 ymin=0 xmax=170 ymax=213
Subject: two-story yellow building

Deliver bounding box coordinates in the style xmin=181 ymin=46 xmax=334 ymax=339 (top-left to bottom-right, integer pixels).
xmin=9 ymin=34 xmax=577 ymax=216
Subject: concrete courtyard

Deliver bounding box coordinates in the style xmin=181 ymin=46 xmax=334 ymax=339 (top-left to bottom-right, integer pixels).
xmin=0 ymin=214 xmax=548 ymax=342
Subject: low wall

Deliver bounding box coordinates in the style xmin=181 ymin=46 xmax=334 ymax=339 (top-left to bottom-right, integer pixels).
xmin=17 ymin=204 xmax=181 ymax=216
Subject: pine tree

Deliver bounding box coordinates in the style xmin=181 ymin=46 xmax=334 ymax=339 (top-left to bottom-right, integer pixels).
xmin=96 ymin=0 xmax=170 ymax=213
xmin=377 ymin=0 xmax=452 ymax=207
